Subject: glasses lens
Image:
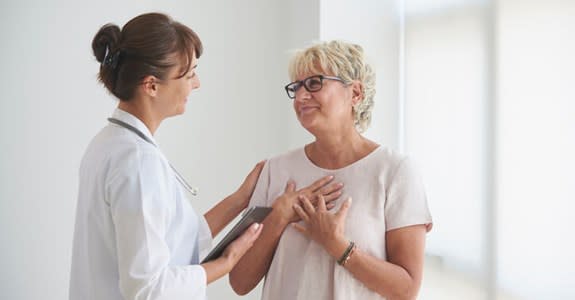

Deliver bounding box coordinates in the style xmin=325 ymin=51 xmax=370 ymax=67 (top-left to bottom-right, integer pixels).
xmin=286 ymin=82 xmax=300 ymax=98
xmin=305 ymin=76 xmax=323 ymax=92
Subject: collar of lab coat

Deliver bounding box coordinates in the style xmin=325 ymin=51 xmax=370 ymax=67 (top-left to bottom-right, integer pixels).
xmin=111 ymin=108 xmax=158 ymax=147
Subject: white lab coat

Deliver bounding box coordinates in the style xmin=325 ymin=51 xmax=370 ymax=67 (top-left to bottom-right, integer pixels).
xmin=70 ymin=108 xmax=212 ymax=300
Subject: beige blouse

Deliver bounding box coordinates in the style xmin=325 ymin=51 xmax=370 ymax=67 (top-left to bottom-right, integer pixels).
xmin=249 ymin=146 xmax=433 ymax=300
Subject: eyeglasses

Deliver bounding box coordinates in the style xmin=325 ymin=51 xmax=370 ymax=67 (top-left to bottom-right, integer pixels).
xmin=284 ymin=75 xmax=347 ymax=99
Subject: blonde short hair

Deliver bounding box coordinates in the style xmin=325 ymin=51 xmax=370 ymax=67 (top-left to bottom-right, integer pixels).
xmin=288 ymin=40 xmax=376 ymax=133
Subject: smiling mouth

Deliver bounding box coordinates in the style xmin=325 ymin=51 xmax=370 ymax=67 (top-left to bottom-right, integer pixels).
xmin=299 ymin=107 xmax=318 ymax=115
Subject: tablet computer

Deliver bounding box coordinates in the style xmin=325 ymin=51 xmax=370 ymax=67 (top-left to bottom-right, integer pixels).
xmin=201 ymin=206 xmax=272 ymax=263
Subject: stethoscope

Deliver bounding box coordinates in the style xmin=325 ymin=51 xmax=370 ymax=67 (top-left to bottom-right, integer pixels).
xmin=108 ymin=117 xmax=199 ymax=196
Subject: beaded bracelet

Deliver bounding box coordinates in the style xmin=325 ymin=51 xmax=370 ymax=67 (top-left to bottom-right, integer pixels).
xmin=337 ymin=241 xmax=356 ymax=266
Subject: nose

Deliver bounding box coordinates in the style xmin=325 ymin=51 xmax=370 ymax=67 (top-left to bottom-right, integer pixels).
xmin=192 ymin=76 xmax=200 ymax=90
xmin=294 ymin=88 xmax=311 ymax=102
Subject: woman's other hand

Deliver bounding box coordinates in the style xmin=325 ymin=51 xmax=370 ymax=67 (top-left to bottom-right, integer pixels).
xmin=272 ymin=176 xmax=343 ymax=224
xmin=292 ymin=195 xmax=352 ymax=255
xmin=235 ymin=161 xmax=266 ymax=208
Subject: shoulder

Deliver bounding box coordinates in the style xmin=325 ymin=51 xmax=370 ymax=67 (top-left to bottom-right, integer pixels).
xmin=83 ymin=125 xmax=167 ymax=181
xmin=266 ymin=146 xmax=306 ymax=169
xmin=368 ymin=146 xmax=407 ymax=172
xmin=363 ymin=147 xmax=423 ymax=185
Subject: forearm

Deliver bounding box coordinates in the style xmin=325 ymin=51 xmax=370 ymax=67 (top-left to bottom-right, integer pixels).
xmin=229 ymin=210 xmax=289 ymax=295
xmin=204 ymin=192 xmax=246 ymax=237
xmin=326 ymin=240 xmax=419 ymax=300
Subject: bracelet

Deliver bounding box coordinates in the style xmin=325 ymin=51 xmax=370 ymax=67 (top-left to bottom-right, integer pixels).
xmin=337 ymin=241 xmax=355 ymax=266
xmin=341 ymin=243 xmax=356 ymax=267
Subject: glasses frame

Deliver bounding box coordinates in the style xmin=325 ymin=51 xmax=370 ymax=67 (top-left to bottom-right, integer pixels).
xmin=284 ymin=74 xmax=347 ymax=99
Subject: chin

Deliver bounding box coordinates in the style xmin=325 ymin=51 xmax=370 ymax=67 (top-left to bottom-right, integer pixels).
xmin=298 ymin=120 xmax=317 ymax=134
xmin=298 ymin=113 xmax=319 ymax=125
xmin=169 ymin=108 xmax=186 ymax=118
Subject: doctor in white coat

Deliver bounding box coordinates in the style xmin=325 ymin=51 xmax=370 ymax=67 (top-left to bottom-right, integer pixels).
xmin=69 ymin=13 xmax=265 ymax=300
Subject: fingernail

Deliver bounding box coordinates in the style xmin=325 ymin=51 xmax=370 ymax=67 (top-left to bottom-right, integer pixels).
xmin=253 ymin=223 xmax=260 ymax=231
xmin=347 ymin=197 xmax=353 ymax=204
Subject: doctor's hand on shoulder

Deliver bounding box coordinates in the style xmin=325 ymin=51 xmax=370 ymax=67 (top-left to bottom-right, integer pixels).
xmin=235 ymin=160 xmax=266 ymax=209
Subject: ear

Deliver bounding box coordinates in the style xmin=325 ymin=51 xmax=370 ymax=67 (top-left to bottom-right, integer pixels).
xmin=141 ymin=75 xmax=159 ymax=97
xmin=351 ymin=81 xmax=364 ymax=106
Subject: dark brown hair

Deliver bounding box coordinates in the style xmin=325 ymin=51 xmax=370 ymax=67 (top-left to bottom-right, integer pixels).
xmin=91 ymin=13 xmax=203 ymax=101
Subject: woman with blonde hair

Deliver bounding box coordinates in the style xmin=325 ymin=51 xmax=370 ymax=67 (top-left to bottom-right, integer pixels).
xmin=230 ymin=40 xmax=433 ymax=299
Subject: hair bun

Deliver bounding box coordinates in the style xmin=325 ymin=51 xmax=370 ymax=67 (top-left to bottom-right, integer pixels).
xmin=92 ymin=24 xmax=121 ymax=63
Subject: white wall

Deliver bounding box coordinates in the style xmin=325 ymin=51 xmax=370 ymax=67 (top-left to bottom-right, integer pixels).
xmin=401 ymin=0 xmax=575 ymax=299
xmin=0 ymin=1 xmax=291 ymax=299
xmin=497 ymin=0 xmax=575 ymax=298
xmin=404 ymin=4 xmax=488 ymax=275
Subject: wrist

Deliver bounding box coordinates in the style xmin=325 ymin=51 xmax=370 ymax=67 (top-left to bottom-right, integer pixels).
xmin=221 ymin=251 xmax=237 ymax=272
xmin=325 ymin=236 xmax=349 ymax=259
xmin=232 ymin=190 xmax=250 ymax=210
xmin=268 ymin=205 xmax=291 ymax=227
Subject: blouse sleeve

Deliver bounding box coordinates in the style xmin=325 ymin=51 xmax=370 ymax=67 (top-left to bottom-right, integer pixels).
xmin=384 ymin=158 xmax=433 ymax=232
xmin=108 ymin=149 xmax=207 ymax=300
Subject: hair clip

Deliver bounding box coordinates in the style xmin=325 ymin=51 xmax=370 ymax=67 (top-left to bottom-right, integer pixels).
xmin=103 ymin=47 xmax=121 ymax=69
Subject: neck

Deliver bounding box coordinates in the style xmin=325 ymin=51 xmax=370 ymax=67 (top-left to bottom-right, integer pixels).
xmin=118 ymin=99 xmax=162 ymax=134
xmin=306 ymin=126 xmax=377 ymax=169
